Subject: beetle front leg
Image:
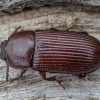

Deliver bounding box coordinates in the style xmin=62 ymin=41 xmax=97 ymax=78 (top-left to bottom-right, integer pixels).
xmin=39 ymin=71 xmax=65 ymax=89
xmin=74 ymin=74 xmax=86 ymax=78
xmin=11 ymin=70 xmax=27 ymax=83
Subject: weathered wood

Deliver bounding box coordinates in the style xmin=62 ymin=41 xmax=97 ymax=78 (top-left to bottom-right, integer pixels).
xmin=0 ymin=5 xmax=100 ymax=100
xmin=1 ymin=0 xmax=100 ymax=17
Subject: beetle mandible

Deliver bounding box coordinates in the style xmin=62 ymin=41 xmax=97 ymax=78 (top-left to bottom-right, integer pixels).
xmin=0 ymin=26 xmax=100 ymax=89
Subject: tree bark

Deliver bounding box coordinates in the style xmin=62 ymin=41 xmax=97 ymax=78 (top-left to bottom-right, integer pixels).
xmin=0 ymin=0 xmax=100 ymax=17
xmin=0 ymin=1 xmax=100 ymax=100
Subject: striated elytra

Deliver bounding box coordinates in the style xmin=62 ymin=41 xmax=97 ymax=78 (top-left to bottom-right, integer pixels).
xmin=0 ymin=27 xmax=100 ymax=89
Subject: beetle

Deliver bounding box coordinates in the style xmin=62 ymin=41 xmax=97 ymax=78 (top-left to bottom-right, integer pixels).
xmin=0 ymin=26 xmax=100 ymax=89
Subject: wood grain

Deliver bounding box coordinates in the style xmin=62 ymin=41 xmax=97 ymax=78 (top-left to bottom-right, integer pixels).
xmin=0 ymin=5 xmax=100 ymax=100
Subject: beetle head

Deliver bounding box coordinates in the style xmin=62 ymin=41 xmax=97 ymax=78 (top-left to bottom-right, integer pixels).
xmin=0 ymin=40 xmax=7 ymax=61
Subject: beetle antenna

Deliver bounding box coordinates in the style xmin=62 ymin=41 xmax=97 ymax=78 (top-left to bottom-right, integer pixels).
xmin=6 ymin=65 xmax=9 ymax=82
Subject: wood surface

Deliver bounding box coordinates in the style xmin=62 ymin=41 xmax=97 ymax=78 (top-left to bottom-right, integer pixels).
xmin=0 ymin=4 xmax=100 ymax=100
xmin=1 ymin=0 xmax=100 ymax=17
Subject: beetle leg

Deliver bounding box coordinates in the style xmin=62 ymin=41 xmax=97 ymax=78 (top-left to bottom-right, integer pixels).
xmin=10 ymin=70 xmax=27 ymax=83
xmin=48 ymin=28 xmax=58 ymax=31
xmin=67 ymin=26 xmax=88 ymax=35
xmin=39 ymin=71 xmax=65 ymax=89
xmin=12 ymin=26 xmax=21 ymax=34
xmin=67 ymin=26 xmax=73 ymax=31
xmin=20 ymin=70 xmax=27 ymax=77
xmin=74 ymin=74 xmax=86 ymax=78
xmin=6 ymin=65 xmax=9 ymax=82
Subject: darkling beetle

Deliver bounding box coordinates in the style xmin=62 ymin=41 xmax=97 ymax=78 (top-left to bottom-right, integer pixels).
xmin=0 ymin=26 xmax=100 ymax=89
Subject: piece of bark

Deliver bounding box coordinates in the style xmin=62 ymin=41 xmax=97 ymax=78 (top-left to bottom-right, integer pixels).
xmin=0 ymin=0 xmax=100 ymax=17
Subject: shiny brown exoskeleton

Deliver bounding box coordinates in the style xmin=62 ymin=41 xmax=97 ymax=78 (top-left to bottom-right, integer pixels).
xmin=0 ymin=27 xmax=100 ymax=89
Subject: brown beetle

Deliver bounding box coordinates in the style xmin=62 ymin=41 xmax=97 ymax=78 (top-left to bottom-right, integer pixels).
xmin=0 ymin=26 xmax=100 ymax=89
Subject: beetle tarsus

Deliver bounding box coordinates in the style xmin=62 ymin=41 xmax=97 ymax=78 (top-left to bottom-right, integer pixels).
xmin=45 ymin=76 xmax=65 ymax=89
xmin=10 ymin=78 xmax=18 ymax=83
xmin=39 ymin=71 xmax=65 ymax=89
xmin=10 ymin=70 xmax=27 ymax=83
